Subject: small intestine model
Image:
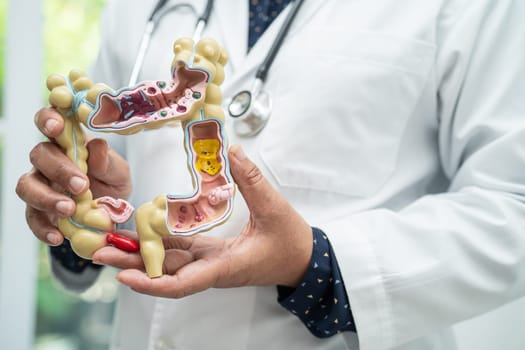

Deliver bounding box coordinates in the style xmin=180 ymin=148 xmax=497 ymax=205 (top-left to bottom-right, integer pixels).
xmin=47 ymin=38 xmax=233 ymax=277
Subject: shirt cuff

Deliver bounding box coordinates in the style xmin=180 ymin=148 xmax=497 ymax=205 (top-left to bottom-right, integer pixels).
xmin=49 ymin=239 xmax=103 ymax=292
xmin=49 ymin=239 xmax=103 ymax=273
xmin=277 ymin=227 xmax=356 ymax=338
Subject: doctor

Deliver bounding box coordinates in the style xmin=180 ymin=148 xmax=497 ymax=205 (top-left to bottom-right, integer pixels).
xmin=17 ymin=0 xmax=525 ymax=349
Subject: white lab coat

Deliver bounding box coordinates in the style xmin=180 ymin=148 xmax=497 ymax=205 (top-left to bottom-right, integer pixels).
xmin=65 ymin=0 xmax=525 ymax=349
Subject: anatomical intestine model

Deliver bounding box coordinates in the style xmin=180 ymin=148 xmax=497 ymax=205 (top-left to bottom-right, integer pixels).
xmin=47 ymin=37 xmax=234 ymax=278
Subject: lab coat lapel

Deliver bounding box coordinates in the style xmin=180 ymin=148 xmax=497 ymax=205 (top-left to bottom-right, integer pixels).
xmin=215 ymin=0 xmax=327 ymax=89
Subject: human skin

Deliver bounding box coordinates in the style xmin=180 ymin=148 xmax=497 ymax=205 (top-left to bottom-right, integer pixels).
xmin=131 ymin=38 xmax=235 ymax=278
xmin=92 ymin=145 xmax=314 ymax=293
xmin=16 ymin=38 xmax=227 ymax=259
xmin=34 ymin=72 xmax=137 ymax=258
xmin=15 ymin=107 xmax=132 ymax=247
xmin=16 ymin=36 xmax=312 ymax=290
xmin=17 ymin=129 xmax=313 ymax=291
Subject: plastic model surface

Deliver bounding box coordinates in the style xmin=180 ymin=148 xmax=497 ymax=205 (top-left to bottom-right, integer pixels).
xmin=47 ymin=38 xmax=233 ymax=277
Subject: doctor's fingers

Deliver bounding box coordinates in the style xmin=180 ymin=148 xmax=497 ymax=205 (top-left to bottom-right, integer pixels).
xmin=92 ymin=247 xmax=143 ymax=270
xmin=29 ymin=141 xmax=90 ymax=195
xmin=86 ymin=139 xmax=132 ymax=199
xmin=228 ymin=145 xmax=286 ymax=221
xmin=16 ymin=169 xmax=76 ymax=217
xmin=162 ymin=233 xmax=226 ymax=251
xmin=25 ymin=206 xmax=64 ymax=246
xmin=117 ymin=253 xmax=234 ymax=298
xmin=93 ymin=246 xmax=194 ymax=275
xmin=17 ymin=170 xmax=73 ymax=245
xmin=34 ymin=107 xmax=65 ymax=139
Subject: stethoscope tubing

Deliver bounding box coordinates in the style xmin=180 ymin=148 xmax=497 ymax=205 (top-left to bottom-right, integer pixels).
xmin=256 ymin=0 xmax=305 ymax=82
xmin=228 ymin=0 xmax=306 ymax=137
xmin=129 ymin=0 xmax=304 ymax=137
xmin=129 ymin=0 xmax=214 ymax=86
xmin=128 ymin=21 xmax=155 ymax=86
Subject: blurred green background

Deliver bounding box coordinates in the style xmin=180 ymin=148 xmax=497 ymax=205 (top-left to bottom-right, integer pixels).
xmin=39 ymin=2 xmax=115 ymax=349
xmin=44 ymin=0 xmax=107 ymax=76
xmin=2 ymin=0 xmax=119 ymax=349
xmin=39 ymin=1 xmax=117 ymax=349
xmin=0 ymin=0 xmax=6 ymax=111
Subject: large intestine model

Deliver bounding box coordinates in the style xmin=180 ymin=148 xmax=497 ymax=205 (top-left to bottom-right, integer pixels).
xmin=47 ymin=38 xmax=233 ymax=277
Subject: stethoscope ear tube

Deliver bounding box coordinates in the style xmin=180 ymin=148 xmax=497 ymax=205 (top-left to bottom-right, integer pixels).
xmin=129 ymin=22 xmax=155 ymax=86
xmin=199 ymin=0 xmax=214 ymax=23
xmin=229 ymin=0 xmax=305 ymax=137
xmin=129 ymin=0 xmax=170 ymax=86
xmin=130 ymin=0 xmax=214 ymax=86
xmin=255 ymin=0 xmax=305 ymax=82
xmin=149 ymin=0 xmax=169 ymax=21
xmin=132 ymin=0 xmax=305 ymax=137
xmin=193 ymin=0 xmax=214 ymax=42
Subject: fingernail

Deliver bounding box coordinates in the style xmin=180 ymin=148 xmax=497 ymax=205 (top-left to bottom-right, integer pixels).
xmin=232 ymin=145 xmax=246 ymax=161
xmin=44 ymin=119 xmax=58 ymax=134
xmin=69 ymin=176 xmax=87 ymax=194
xmin=46 ymin=232 xmax=62 ymax=246
xmin=92 ymin=258 xmax=103 ymax=265
xmin=56 ymin=200 xmax=74 ymax=216
xmin=91 ymin=251 xmax=102 ymax=264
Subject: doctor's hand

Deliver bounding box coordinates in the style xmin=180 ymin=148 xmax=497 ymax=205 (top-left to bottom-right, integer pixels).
xmin=93 ymin=145 xmax=314 ymax=297
xmin=15 ymin=107 xmax=132 ymax=246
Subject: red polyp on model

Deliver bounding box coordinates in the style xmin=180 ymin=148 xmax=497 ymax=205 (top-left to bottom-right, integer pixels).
xmin=106 ymin=232 xmax=140 ymax=252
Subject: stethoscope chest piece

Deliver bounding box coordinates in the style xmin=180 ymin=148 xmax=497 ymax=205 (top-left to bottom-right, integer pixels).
xmin=229 ymin=79 xmax=272 ymax=137
xmin=227 ymin=0 xmax=305 ymax=137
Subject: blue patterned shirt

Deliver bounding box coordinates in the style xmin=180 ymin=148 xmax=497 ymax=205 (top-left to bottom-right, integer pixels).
xmin=277 ymin=228 xmax=357 ymax=337
xmin=248 ymin=0 xmax=291 ymax=50
xmin=51 ymin=0 xmax=358 ymax=339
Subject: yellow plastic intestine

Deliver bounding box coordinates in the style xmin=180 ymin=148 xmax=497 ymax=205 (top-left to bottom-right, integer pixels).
xmin=47 ymin=72 xmax=134 ymax=258
xmin=46 ymin=38 xmax=232 ymax=277
xmin=194 ymin=139 xmax=222 ymax=176
xmin=135 ymin=38 xmax=232 ymax=278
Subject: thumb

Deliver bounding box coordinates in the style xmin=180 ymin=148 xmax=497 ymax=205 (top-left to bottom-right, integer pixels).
xmin=228 ymin=145 xmax=279 ymax=213
xmin=86 ymin=138 xmax=130 ymax=186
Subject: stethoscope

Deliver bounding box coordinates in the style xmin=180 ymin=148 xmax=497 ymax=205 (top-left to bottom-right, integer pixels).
xmin=131 ymin=0 xmax=305 ymax=137
xmin=129 ymin=0 xmax=214 ymax=86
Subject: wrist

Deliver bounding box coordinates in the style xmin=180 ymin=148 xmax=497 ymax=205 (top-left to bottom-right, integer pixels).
xmin=281 ymin=224 xmax=314 ymax=288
